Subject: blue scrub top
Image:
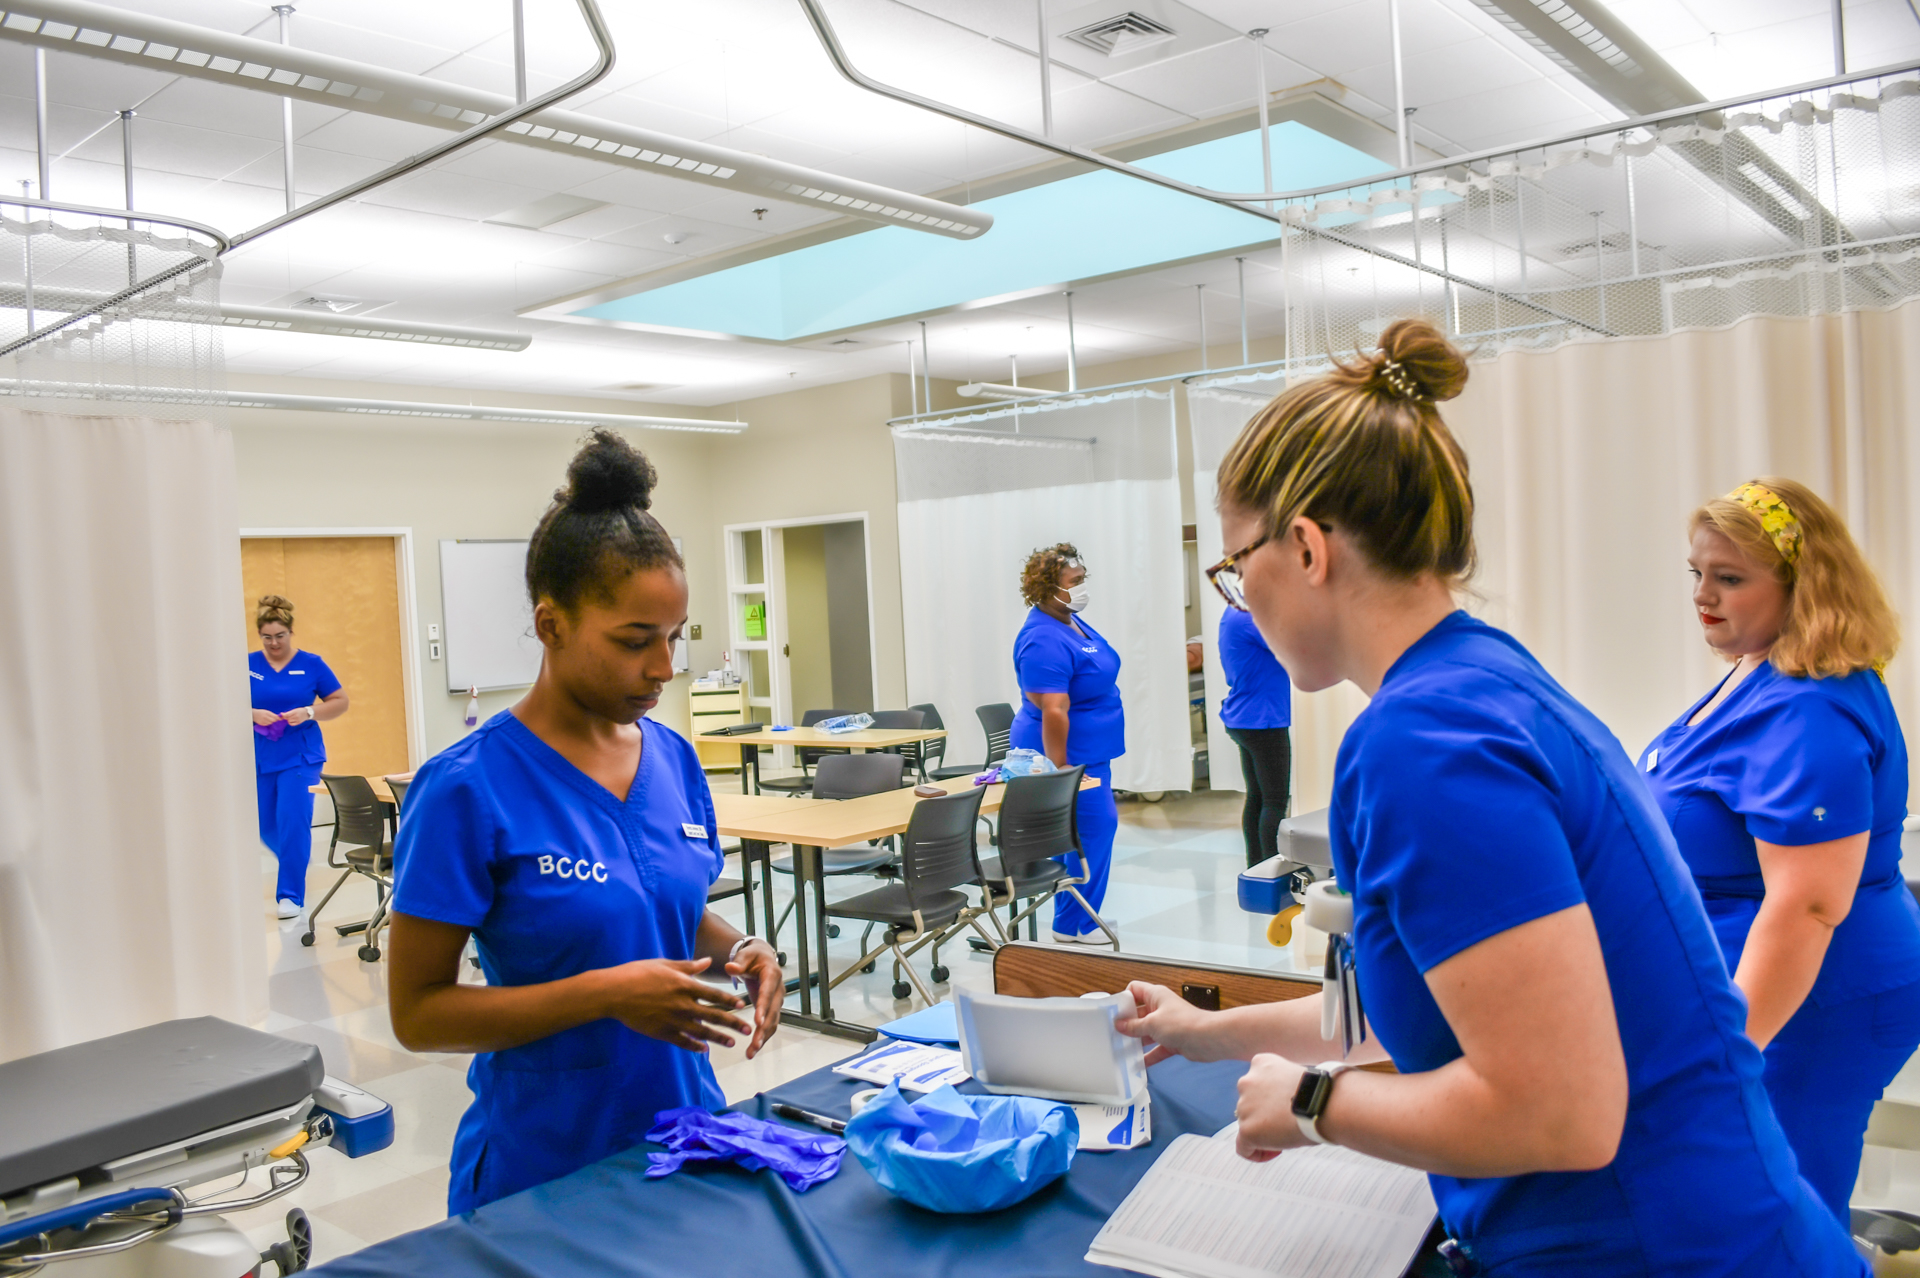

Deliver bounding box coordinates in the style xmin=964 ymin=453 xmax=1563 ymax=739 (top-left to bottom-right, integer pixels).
xmin=1640 ymin=662 xmax=1920 ymax=1007
xmin=391 ymin=711 xmax=727 ymax=1212
xmin=1009 ymin=607 xmax=1124 ymax=765
xmin=249 ymin=649 xmax=340 ymax=773
xmin=1217 ymin=608 xmax=1291 ymax=729
xmin=1333 ymin=612 xmax=1856 ymax=1275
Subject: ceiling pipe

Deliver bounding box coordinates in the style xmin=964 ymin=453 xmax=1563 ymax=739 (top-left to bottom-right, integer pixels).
xmin=0 ymin=0 xmax=989 ymax=240
xmin=0 ymin=380 xmax=744 ymax=432
xmin=957 ymin=381 xmax=1041 ymax=399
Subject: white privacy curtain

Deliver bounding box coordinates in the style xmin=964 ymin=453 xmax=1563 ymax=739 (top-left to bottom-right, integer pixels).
xmin=1189 ymin=301 xmax=1920 ymax=810
xmin=894 ymin=390 xmax=1190 ymax=793
xmin=0 ymin=408 xmax=265 ymax=1060
xmin=1188 ymin=382 xmax=1371 ymax=811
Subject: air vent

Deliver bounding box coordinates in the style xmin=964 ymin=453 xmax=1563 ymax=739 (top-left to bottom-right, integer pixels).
xmin=1062 ymin=12 xmax=1176 ymax=57
xmin=272 ymin=292 xmax=394 ymax=316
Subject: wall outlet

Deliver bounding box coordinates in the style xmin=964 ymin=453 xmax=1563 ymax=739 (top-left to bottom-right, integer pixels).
xmin=427 ymin=623 xmax=441 ymax=641
xmin=689 ymin=623 xmax=702 ymax=640
xmin=429 ymin=641 xmax=443 ymax=661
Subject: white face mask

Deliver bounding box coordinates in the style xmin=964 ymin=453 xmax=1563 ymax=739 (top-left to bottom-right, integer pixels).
xmin=1061 ymin=583 xmax=1091 ymax=614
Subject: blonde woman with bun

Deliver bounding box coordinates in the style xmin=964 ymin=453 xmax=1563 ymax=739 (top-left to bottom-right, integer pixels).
xmin=250 ymin=595 xmax=349 ymax=919
xmin=1640 ymin=478 xmax=1917 ymax=1221
xmin=1116 ymin=321 xmax=1860 ymax=1275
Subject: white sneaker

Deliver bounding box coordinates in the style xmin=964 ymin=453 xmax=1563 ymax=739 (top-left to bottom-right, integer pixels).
xmin=1052 ymin=927 xmax=1118 ymax=946
xmin=276 ymin=899 xmax=301 ymax=920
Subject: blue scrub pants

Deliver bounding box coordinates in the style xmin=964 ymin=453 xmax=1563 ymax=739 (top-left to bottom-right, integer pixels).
xmin=257 ymin=762 xmax=322 ymax=906
xmin=1764 ymin=976 xmax=1920 ymax=1221
xmin=1052 ymin=760 xmax=1115 ymax=937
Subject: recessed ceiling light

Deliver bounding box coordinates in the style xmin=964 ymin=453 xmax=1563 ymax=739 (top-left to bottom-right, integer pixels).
xmin=484 ymin=193 xmax=611 ymax=230
xmin=1063 ymin=11 xmax=1177 ymax=57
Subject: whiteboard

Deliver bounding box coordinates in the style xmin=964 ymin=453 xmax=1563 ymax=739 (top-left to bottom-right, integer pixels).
xmin=440 ymin=540 xmax=541 ymax=693
xmin=440 ymin=537 xmax=691 ymax=693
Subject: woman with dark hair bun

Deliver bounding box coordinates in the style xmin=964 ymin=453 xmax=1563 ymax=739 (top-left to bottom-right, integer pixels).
xmin=1117 ymin=320 xmax=1861 ymax=1275
xmin=384 ymin=429 xmax=783 ymax=1215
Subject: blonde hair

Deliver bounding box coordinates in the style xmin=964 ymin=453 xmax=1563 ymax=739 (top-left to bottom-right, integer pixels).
xmin=1692 ymin=478 xmax=1898 ymax=678
xmin=1217 ymin=318 xmax=1474 ymax=582
xmin=256 ymin=594 xmax=295 ymax=632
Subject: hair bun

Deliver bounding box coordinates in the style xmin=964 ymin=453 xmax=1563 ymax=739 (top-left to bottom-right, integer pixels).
xmin=258 ymin=594 xmax=292 ymax=611
xmin=1375 ymin=318 xmax=1469 ymax=403
xmin=562 ymin=427 xmax=657 ymax=514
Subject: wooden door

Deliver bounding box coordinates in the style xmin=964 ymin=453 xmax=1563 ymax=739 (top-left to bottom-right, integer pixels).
xmin=242 ymin=536 xmax=410 ymax=778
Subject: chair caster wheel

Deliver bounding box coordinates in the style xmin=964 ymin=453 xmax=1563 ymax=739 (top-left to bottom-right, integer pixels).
xmin=826 ymin=924 xmax=840 ymax=939
xmin=931 ymin=965 xmax=950 ymax=983
xmin=357 ymin=945 xmax=381 ymax=962
xmin=862 ymin=962 xmax=875 ymax=974
xmin=299 ymin=931 xmax=315 ymax=947
xmin=892 ymin=981 xmax=912 ymax=1000
xmin=777 ymin=951 xmax=788 ymax=966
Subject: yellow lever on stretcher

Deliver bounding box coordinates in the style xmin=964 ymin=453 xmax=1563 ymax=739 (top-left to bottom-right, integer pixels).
xmin=269 ymin=1131 xmax=311 ymax=1160
xmin=1267 ymin=902 xmax=1304 ymax=948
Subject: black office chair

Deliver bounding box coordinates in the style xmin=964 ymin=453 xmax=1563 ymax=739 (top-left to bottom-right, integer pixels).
xmin=768 ymin=753 xmax=907 ymax=944
xmin=977 ymin=702 xmax=1014 ymax=768
xmin=758 ymin=707 xmax=853 ymax=795
xmin=866 ymin=709 xmax=925 ymax=780
xmin=384 ymin=775 xmax=410 ymax=813
xmin=305 ymin=775 xmax=395 ymax=962
xmin=976 ymin=766 xmax=1116 ymax=949
xmin=902 ymin=703 xmax=978 ymax=783
xmin=826 ymin=785 xmax=996 ymax=1006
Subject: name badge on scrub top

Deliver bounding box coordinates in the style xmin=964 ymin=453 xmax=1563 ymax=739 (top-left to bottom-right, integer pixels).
xmin=682 ymin=823 xmax=707 ymax=840
xmin=1644 ymin=748 xmax=1659 ymax=772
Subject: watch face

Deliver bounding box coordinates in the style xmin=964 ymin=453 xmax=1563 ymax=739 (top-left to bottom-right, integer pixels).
xmin=1291 ymin=1068 xmax=1332 ymax=1119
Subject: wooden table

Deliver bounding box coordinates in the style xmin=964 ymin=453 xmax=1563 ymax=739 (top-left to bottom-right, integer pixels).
xmin=709 ymin=773 xmax=1099 ymax=1041
xmin=711 ymin=726 xmax=947 ymax=794
xmin=308 ymin=773 xmax=412 ymax=805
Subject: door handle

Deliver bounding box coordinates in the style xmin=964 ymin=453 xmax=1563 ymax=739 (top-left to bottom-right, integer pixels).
xmin=783 ymin=644 xmax=790 ymax=656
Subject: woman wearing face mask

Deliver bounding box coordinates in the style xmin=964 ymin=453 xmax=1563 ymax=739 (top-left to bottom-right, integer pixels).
xmin=1009 ymin=543 xmax=1120 ymax=945
xmin=1116 ymin=321 xmax=1860 ymax=1275
xmin=385 ymin=430 xmax=784 ymax=1214
xmin=1638 ymin=478 xmax=1917 ymax=1222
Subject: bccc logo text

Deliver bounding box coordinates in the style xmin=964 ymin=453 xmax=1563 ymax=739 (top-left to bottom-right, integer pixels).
xmin=537 ymin=855 xmax=608 ymax=883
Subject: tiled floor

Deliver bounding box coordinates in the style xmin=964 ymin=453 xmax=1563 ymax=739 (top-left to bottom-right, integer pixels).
xmin=225 ymin=787 xmax=1278 ymax=1267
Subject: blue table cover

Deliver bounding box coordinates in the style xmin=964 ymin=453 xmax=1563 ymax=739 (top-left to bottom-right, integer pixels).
xmin=312 ymin=1054 xmax=1258 ymax=1278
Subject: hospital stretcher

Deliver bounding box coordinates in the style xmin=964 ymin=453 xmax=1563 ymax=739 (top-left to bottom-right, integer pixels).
xmin=1236 ymin=806 xmax=1336 ymax=946
xmin=0 ymin=1018 xmax=391 ymax=1277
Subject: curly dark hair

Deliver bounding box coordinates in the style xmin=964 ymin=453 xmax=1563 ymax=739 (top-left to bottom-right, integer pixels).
xmin=527 ymin=428 xmax=683 ymax=613
xmin=1019 ymin=542 xmax=1083 ymax=608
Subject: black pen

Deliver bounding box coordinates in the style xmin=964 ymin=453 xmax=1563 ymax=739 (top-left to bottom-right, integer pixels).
xmin=772 ymin=1103 xmax=847 ymax=1134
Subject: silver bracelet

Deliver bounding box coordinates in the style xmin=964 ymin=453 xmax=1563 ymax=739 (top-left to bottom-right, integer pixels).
xmin=727 ymin=936 xmax=755 ymax=964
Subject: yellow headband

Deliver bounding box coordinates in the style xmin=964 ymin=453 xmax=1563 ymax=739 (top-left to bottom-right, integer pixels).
xmin=1729 ymin=482 xmax=1802 ymax=566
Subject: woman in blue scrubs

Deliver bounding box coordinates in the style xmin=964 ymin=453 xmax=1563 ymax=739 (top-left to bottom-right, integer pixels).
xmin=1010 ymin=543 xmax=1121 ymax=946
xmin=386 ymin=430 xmax=784 ymax=1215
xmin=250 ymin=595 xmax=348 ymax=919
xmin=1641 ymin=477 xmax=1918 ymax=1221
xmin=1218 ymin=606 xmax=1291 ymax=867
xmin=1119 ymin=320 xmax=1859 ymax=1275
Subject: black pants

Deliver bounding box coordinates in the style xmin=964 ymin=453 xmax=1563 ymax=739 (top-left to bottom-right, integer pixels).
xmin=1226 ymin=726 xmax=1292 ymax=869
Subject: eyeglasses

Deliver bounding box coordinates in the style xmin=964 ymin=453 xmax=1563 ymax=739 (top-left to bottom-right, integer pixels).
xmin=1205 ymin=533 xmax=1270 ymax=612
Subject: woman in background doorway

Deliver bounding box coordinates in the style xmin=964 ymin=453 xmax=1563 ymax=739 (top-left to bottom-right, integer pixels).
xmin=250 ymin=595 xmax=349 ymax=919
xmin=1218 ymin=606 xmax=1291 ymax=868
xmin=1010 ymin=543 xmax=1121 ymax=946
xmin=1639 ymin=478 xmax=1920 ymax=1222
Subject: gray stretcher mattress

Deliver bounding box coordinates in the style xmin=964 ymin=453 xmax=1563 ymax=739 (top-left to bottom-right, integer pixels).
xmin=0 ymin=1017 xmax=324 ymax=1198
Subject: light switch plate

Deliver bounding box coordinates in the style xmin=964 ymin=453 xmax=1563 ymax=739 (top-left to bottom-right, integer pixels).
xmin=427 ymin=623 xmax=441 ymax=641
xmin=689 ymin=623 xmax=702 ymax=639
xmin=429 ymin=641 xmax=442 ymax=661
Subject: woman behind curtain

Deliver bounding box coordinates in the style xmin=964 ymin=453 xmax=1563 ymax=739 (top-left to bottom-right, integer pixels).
xmin=1639 ymin=478 xmax=1920 ymax=1221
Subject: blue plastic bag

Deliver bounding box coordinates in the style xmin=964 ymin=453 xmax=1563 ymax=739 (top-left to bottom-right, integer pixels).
xmin=645 ymin=1107 xmax=845 ymax=1191
xmin=843 ymin=1082 xmax=1077 ymax=1213
xmin=817 ymin=712 xmax=875 ymax=734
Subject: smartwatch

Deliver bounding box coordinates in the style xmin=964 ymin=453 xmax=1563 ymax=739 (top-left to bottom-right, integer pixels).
xmin=1291 ymin=1061 xmax=1354 ymax=1145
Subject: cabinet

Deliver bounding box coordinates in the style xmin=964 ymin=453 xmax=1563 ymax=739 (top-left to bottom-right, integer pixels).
xmin=690 ymin=681 xmax=751 ymax=771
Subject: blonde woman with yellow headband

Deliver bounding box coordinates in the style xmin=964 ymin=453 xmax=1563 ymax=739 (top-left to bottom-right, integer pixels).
xmin=1638 ymin=478 xmax=1916 ymax=1222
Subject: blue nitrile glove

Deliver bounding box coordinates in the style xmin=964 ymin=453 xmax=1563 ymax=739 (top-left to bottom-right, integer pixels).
xmin=645 ymin=1107 xmax=845 ymax=1191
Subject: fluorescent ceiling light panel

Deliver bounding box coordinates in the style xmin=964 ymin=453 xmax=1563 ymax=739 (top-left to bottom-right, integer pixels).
xmin=570 ymin=124 xmax=1387 ymax=342
xmin=485 ymin=194 xmax=611 ymax=230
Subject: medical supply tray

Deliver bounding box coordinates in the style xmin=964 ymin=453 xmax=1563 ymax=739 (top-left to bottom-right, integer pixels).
xmin=0 ymin=1017 xmax=324 ymax=1198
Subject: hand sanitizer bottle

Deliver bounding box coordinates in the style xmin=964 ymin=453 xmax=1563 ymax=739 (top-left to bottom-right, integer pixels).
xmin=464 ymin=686 xmax=480 ymax=729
